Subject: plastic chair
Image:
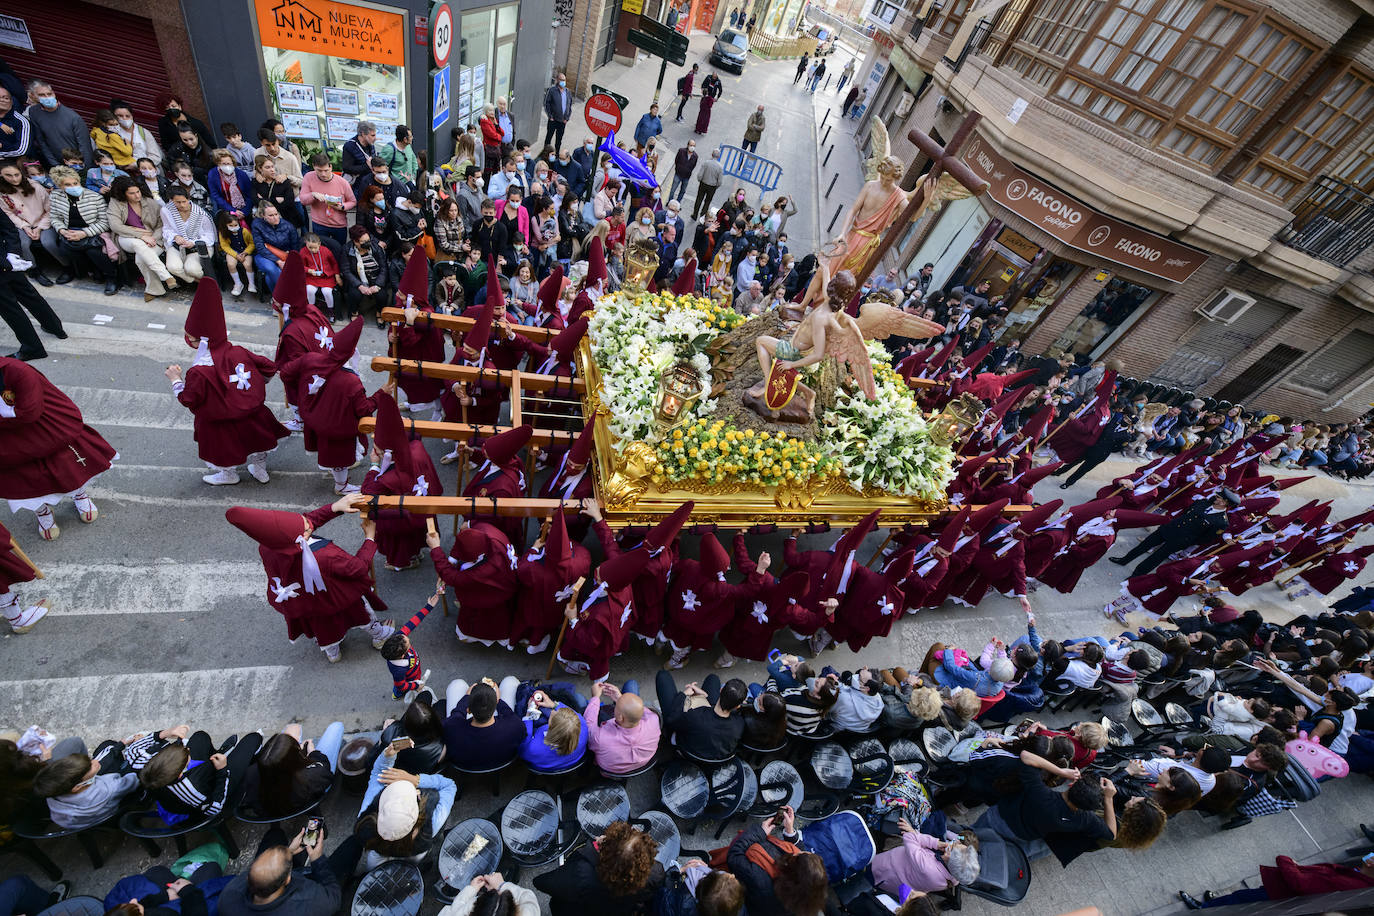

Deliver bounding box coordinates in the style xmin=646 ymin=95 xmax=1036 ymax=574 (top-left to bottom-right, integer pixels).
xmin=118 ymin=808 xmax=240 ymax=858
xmin=434 ymin=818 xmax=503 ymax=904
xmin=446 ymin=755 xmax=519 ymax=798
xmin=739 ymin=737 xmax=789 ymax=766
xmin=524 ymin=754 xmax=587 ymax=795
xmin=747 ymin=760 xmax=805 ymax=817
xmin=575 ymin=783 xmax=631 ymax=837
xmin=847 ymin=739 xmax=895 ymax=797
xmin=12 ymin=813 xmax=121 ymax=870
xmin=234 ymin=781 xmax=333 ymax=825
xmin=0 ymin=838 xmax=62 ymax=880
xmin=705 ymin=759 xmax=758 ymax=839
xmin=599 ymin=755 xmax=659 ymax=785
xmin=351 ymin=860 xmax=424 ymax=916
xmin=951 ymin=826 xmax=1032 ymax=907
xmin=499 ymin=790 xmax=579 ymax=875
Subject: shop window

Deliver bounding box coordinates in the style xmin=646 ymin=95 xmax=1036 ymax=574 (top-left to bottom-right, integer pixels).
xmin=456 ymin=3 xmax=519 ymax=128
xmin=1241 ymin=66 xmax=1374 ymax=201
xmin=1287 ymin=330 xmax=1374 ymax=393
xmin=1051 ymin=276 xmax=1160 ymax=359
xmin=1000 ymin=258 xmax=1083 ymax=342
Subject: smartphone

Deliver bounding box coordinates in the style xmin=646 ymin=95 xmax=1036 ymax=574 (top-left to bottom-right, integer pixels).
xmin=194 ymin=240 xmax=210 ymax=257
xmin=386 ymin=737 xmax=415 ymax=755
xmin=304 ymin=816 xmax=322 ymax=847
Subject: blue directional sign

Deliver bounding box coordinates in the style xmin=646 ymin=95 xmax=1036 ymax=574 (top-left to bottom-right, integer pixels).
xmin=432 ymin=65 xmax=451 ymax=131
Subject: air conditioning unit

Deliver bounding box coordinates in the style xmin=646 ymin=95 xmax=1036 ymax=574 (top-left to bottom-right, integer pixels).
xmin=1194 ymin=287 xmax=1256 ymax=324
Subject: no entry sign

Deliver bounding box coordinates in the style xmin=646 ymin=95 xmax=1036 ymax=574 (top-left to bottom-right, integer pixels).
xmin=584 ymin=93 xmax=623 ymax=139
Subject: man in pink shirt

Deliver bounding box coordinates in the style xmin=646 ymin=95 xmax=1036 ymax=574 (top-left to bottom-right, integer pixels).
xmin=581 ymin=680 xmax=661 ymax=776
xmin=298 ymin=152 xmax=356 ymax=249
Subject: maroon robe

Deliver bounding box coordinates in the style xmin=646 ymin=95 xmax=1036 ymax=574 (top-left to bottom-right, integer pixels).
xmin=1024 ymin=526 xmax=1069 ymax=582
xmin=362 ymin=441 xmax=443 ymax=567
xmin=663 ymin=561 xmax=753 ymax=653
xmin=256 ymin=504 xmax=385 ymax=646
xmin=0 ymin=357 xmax=116 ymax=500
xmin=1121 ymin=555 xmax=1215 ymax=617
xmin=512 ymin=538 xmax=593 ymax=650
xmin=178 ymin=346 xmax=289 ymax=466
xmin=778 ymin=536 xmax=833 ymax=636
xmin=0 ymin=522 xmax=36 ymax=592
xmin=893 ymin=545 xmax=949 ymax=612
xmin=394 ymin=313 xmax=448 ymax=404
xmin=559 ymin=578 xmax=636 ymax=680
xmin=1297 ymin=549 xmax=1368 ymax=595
xmin=538 ymin=451 xmax=594 ymax=541
xmin=595 ymin=520 xmax=675 ymax=642
xmin=275 ymin=306 xmax=333 ymax=406
xmin=463 ymin=455 xmax=528 ymax=547
xmin=438 ymin=351 xmax=502 ymax=428
xmin=487 ymin=323 xmax=549 ymax=371
xmin=1038 ymin=527 xmax=1115 ymax=594
xmin=432 ymin=523 xmax=519 ymax=643
xmin=281 ymin=358 xmax=376 ymax=468
xmin=829 ymin=563 xmax=908 ymax=652
xmin=719 ymin=538 xmax=811 ymax=661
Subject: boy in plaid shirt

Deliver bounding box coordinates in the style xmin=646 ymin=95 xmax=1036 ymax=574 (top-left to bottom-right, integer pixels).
xmin=380 ymin=579 xmax=444 ymax=699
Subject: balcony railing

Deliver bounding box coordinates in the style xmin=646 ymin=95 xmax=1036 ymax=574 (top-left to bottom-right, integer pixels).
xmin=1278 ymin=175 xmax=1374 ymax=266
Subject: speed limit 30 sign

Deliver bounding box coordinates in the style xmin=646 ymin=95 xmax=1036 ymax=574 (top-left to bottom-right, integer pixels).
xmin=431 ymin=2 xmax=453 ymax=68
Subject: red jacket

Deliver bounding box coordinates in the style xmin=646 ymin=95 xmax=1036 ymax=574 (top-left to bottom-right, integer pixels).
xmin=1261 ymin=856 xmax=1374 ymax=899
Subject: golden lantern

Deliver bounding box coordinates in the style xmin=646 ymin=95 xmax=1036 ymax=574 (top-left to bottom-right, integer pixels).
xmin=624 ymin=238 xmax=661 ymax=293
xmin=929 ymin=392 xmax=985 ymax=447
xmin=654 ymin=362 xmax=704 ymax=435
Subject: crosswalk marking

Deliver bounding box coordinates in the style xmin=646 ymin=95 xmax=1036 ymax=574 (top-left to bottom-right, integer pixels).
xmin=31 ymin=560 xmax=264 ymax=615
xmin=65 ymin=386 xmax=197 ymax=430
xmin=3 ymin=666 xmax=294 ymax=738
xmin=86 ymin=486 xmax=317 ymax=512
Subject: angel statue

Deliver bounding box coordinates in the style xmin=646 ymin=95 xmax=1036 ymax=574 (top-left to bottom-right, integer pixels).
xmin=746 ymin=270 xmax=945 ymax=420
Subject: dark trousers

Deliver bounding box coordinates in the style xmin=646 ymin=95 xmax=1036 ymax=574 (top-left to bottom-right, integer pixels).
xmin=741 ymin=138 xmax=758 ymax=153
xmin=0 ymin=875 xmax=49 ymax=916
xmin=57 ymin=237 xmax=116 ymax=281
xmin=655 ymin=670 xmax=722 ymax=715
xmin=676 ymin=94 xmax=690 ymax=120
xmin=544 ymin=118 xmax=566 ymax=152
xmin=692 ymin=182 xmax=718 ymax=220
xmin=184 ymin=729 xmax=264 ymax=811
xmin=1061 ymin=446 xmax=1113 ymax=487
xmin=1201 ymin=887 xmax=1268 ymax=907
xmin=343 ymin=283 xmax=391 ymax=320
xmin=1114 ymin=531 xmax=1184 ymax=579
xmin=312 ymin=225 xmax=348 ymax=249
xmin=258 ymin=824 xmax=364 ymax=887
xmin=0 ymin=271 xmax=63 ymax=355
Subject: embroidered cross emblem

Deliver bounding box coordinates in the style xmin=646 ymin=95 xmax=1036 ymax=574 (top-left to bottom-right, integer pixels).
xmin=555 ymin=583 xmax=576 ymax=602
xmin=315 ymin=328 xmax=333 ymax=349
xmin=681 ymin=590 xmax=700 ymax=611
xmin=270 ymin=577 xmax=302 ymax=602
xmin=228 ymin=363 xmax=252 ymax=390
xmin=506 ymin=543 xmax=519 ymax=569
xmin=877 ymin=597 xmax=894 ymax=616
xmin=751 ymin=600 xmax=769 ymax=625
xmin=307 ymin=374 xmax=326 ymax=395
xmin=412 ymin=475 xmax=429 ymax=496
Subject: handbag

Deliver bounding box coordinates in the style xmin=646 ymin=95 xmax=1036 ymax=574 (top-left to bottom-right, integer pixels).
xmin=63 ymin=233 xmax=103 ymax=251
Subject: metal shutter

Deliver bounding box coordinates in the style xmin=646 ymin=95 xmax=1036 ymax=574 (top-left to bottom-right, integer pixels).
xmin=5 ymin=0 xmax=171 ymax=126
xmin=1146 ymin=298 xmax=1293 ymax=390
xmin=1289 ymin=330 xmax=1374 ymax=393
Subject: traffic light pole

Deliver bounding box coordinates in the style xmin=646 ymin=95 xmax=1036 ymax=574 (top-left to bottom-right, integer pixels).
xmin=653 ymin=57 xmax=668 ymax=104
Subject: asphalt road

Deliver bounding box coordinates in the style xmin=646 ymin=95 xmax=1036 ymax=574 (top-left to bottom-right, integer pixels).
xmin=1 ymin=46 xmax=1373 ymax=916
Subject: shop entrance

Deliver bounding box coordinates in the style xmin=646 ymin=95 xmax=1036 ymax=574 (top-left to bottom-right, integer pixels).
xmin=961 ymin=226 xmax=1042 ymax=302
xmin=1051 ymin=277 xmax=1162 ymax=360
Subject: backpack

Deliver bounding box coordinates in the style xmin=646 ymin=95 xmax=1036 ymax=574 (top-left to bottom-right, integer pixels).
xmin=799 ymin=810 xmax=876 ymax=883
xmin=654 ymin=866 xmax=699 ymax=916
xmin=676 ymin=75 xmax=688 ymax=94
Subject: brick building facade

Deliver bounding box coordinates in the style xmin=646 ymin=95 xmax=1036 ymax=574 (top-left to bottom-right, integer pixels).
xmin=851 ymin=0 xmax=1374 ymax=422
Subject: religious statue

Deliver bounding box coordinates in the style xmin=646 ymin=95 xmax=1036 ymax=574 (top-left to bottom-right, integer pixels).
xmin=743 ymin=270 xmax=945 ymax=422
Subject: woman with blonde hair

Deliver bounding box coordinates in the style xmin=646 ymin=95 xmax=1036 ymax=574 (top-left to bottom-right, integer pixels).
xmin=625 ymin=206 xmax=656 ymax=246
xmin=520 ymin=690 xmax=588 ymax=772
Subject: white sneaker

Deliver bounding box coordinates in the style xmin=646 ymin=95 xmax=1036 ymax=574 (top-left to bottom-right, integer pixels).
xmin=7 ymin=599 xmax=49 ymax=633
xmin=369 ymin=619 xmax=397 ymax=648
xmin=324 ymin=643 xmax=342 ymax=663
xmin=334 ymin=482 xmax=360 ymax=495
xmin=203 ymin=469 xmax=242 ymax=486
xmin=246 ymin=277 xmax=257 ymax=292
xmin=713 ymin=651 xmax=737 ymax=669
xmin=247 ymin=463 xmax=270 ymax=484
xmin=230 ymin=281 xmax=244 ymax=297
xmin=284 ymin=417 xmax=304 ymax=432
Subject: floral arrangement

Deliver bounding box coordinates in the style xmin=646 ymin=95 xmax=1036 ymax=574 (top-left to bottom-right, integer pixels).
xmin=820 ymin=342 xmax=957 ymax=497
xmin=653 ymin=418 xmax=838 ymax=489
xmin=587 ymin=290 xmax=743 ymax=444
xmin=588 ymin=293 xmax=954 ymax=500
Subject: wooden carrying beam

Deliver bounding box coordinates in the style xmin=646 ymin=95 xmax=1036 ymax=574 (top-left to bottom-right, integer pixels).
xmin=368 ymin=357 xmax=586 ymax=394
xmin=359 ymin=496 xmax=595 ymax=517
xmin=378 ymin=307 xmax=558 ymax=343
xmin=358 ymin=417 xmax=581 ymax=448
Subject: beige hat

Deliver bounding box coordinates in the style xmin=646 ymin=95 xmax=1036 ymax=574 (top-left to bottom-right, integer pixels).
xmin=376 ymin=781 xmax=420 ymax=840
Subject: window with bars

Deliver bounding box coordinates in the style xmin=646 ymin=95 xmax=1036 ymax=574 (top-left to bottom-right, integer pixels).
xmin=1287 ymin=330 xmax=1374 ymax=393
xmin=981 ymin=0 xmax=1030 ymax=61
xmin=1001 ymin=0 xmax=1107 ymax=88
xmin=1326 ymin=131 xmax=1374 ymax=193
xmin=937 ymin=0 xmax=971 ymax=37
xmin=1242 ymin=66 xmax=1374 ymax=200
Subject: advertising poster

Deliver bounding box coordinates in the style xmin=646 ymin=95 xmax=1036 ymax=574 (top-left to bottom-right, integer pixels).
xmin=324 ymin=87 xmax=359 ymax=114
xmin=366 ymin=91 xmax=400 ymax=120
xmin=276 ymin=81 xmax=317 ymax=111
xmin=327 ymin=116 xmax=360 ymax=142
xmin=282 ymin=112 xmax=320 ymax=138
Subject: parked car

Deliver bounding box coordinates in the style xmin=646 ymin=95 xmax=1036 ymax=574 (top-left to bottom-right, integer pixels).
xmin=710 ymin=29 xmax=748 ymax=73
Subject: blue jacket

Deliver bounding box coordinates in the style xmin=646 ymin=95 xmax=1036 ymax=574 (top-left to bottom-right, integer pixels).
xmin=251 ymin=217 xmax=300 ymax=259
xmin=933 ymin=651 xmax=1002 ymax=696
xmin=634 ymin=113 xmax=662 ymax=148
xmin=207 ymin=168 xmax=255 ymax=216
xmin=520 ymin=704 xmax=588 ymax=771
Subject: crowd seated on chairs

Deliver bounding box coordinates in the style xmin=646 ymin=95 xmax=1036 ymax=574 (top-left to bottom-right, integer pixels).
xmin=4 ymin=601 xmax=1374 ymax=915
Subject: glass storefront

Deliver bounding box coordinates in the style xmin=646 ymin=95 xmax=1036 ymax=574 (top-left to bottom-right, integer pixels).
xmin=1051 ymin=277 xmax=1162 ymax=359
xmin=999 ymin=257 xmax=1083 ymax=344
xmin=456 ymin=3 xmax=519 ymax=127
xmin=254 ymin=0 xmax=407 ymax=164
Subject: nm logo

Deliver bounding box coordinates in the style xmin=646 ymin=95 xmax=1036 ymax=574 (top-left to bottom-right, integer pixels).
xmin=272 ymin=0 xmax=323 ymax=32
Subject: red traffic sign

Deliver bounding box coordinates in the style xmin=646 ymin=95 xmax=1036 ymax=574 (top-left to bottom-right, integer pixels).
xmin=431 ymin=3 xmax=453 ymax=68
xmin=584 ymin=93 xmax=623 ymax=139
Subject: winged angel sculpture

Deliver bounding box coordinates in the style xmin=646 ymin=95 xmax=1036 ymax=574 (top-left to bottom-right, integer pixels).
xmin=746 ymin=269 xmax=945 ymax=420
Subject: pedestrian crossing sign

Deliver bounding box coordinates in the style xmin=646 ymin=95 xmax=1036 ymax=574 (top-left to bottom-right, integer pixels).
xmin=433 ymin=65 xmax=451 ymax=131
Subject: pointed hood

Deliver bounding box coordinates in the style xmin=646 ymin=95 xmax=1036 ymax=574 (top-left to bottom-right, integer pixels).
xmin=1067 ymin=495 xmax=1122 ymax=521
xmin=1015 ymin=461 xmax=1062 ymax=491
xmin=928 ymin=335 xmax=960 ymax=373
xmin=895 ymin=348 xmax=933 ymax=379
xmin=371 ymin=391 xmax=415 ymax=485
xmin=567 ymin=421 xmax=595 ymax=469
xmin=998 ymin=368 xmax=1038 ymax=392
xmin=671 ymin=258 xmax=698 ymax=295
xmin=774 ymin=570 xmax=812 ymax=605
xmin=451 ymin=525 xmax=491 ymax=563
xmin=646 ymin=501 xmax=694 ymax=551
xmin=598 ymin=546 xmax=653 ymax=590
xmin=962 ymin=341 xmax=996 ymax=370
xmin=823 ymin=509 xmax=881 ymax=593
xmin=1349 ymin=544 xmax=1374 ymax=560
xmin=325 ymin=317 xmax=362 ymax=369
xmin=546 ymin=508 xmax=572 ymax=572
xmin=463 ymin=303 xmax=494 ymax=355
xmin=396 ymin=249 xmax=430 ymax=306
xmin=938 ymin=506 xmax=971 ymax=550
xmin=1019 ymin=404 xmax=1055 ymax=442
xmin=955 ymin=452 xmax=994 ymax=481
xmin=272 ymin=251 xmax=309 ymax=317
xmin=698 ymin=530 xmax=731 ymax=577
xmin=537 ymin=265 xmax=564 ymax=314
xmin=585 ymin=236 xmax=608 ymax=289
xmin=484 ymin=255 xmax=505 ymax=313
xmin=185 ymin=277 xmax=228 ymax=347
xmin=226 ymin=506 xmax=307 ymax=550
xmin=883 ymin=550 xmax=916 ymax=584
xmin=550 ymin=318 xmax=588 ymax=360
xmin=1014 ymin=499 xmax=1063 ymax=533
xmin=1273 ymin=475 xmax=1313 ymax=491
xmin=1213 ymin=542 xmax=1275 ymax=573
xmin=482 ymin=424 xmax=533 ymax=467
xmin=1114 ymin=509 xmax=1167 ymax=529
xmin=965 ymin=498 xmax=1012 ymax=535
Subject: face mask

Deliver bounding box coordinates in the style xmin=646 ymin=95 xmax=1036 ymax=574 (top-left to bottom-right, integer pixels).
xmin=641 ymin=216 xmax=653 ymax=225
xmin=64 ymin=185 xmax=82 ymax=197
xmin=559 ymin=80 xmax=567 ymax=87
xmin=584 ymin=142 xmax=594 ymax=151
xmin=218 ymin=164 xmax=235 ymax=175
xmin=558 ymin=156 xmax=569 ymax=164
xmin=141 ymin=169 xmax=157 ymax=179
xmin=374 ymin=199 xmax=386 ymax=209
xmin=227 ymin=223 xmax=239 ymax=231
xmin=100 ymin=164 xmax=115 ymax=174
xmin=39 ymin=97 xmax=58 ymax=109
xmin=375 ymin=173 xmax=390 ymax=183
xmin=164 ymin=108 xmax=181 ymax=118
xmin=276 ymin=132 xmax=287 ymax=143
xmin=736 ymin=194 xmax=745 ymax=201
